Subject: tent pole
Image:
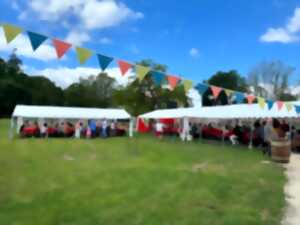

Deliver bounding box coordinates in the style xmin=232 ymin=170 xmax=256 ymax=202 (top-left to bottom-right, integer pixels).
xmin=222 ymin=121 xmax=225 ymax=147
xmin=9 ymin=117 xmax=15 ymax=140
xmin=249 ymin=118 xmax=253 ymax=149
xmin=129 ymin=118 xmax=134 ymax=138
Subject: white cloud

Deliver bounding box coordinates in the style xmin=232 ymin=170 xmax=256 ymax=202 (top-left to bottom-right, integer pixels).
xmin=65 ymin=30 xmax=91 ymax=46
xmin=287 ymin=8 xmax=300 ymax=33
xmin=99 ymin=37 xmax=112 ymax=44
xmin=79 ymin=0 xmax=143 ymax=30
xmin=189 ymin=48 xmax=200 ymax=58
xmin=23 ymin=0 xmax=143 ymax=30
xmin=260 ymin=7 xmax=300 ymax=43
xmin=260 ymin=28 xmax=298 ymax=43
xmin=0 ymin=29 xmax=57 ymax=61
xmin=25 ymin=66 xmax=133 ymax=88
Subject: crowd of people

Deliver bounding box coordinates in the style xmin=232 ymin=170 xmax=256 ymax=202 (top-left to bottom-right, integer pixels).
xmin=19 ymin=119 xmax=127 ymax=138
xmin=152 ymin=118 xmax=300 ymax=152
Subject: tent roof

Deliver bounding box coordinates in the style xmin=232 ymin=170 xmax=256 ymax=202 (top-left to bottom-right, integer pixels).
xmin=139 ymin=104 xmax=299 ymax=119
xmin=12 ymin=105 xmax=131 ymax=120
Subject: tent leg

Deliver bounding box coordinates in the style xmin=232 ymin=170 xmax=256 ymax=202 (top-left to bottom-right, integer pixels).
xmin=129 ymin=118 xmax=134 ymax=138
xmin=9 ymin=117 xmax=15 ymax=140
xmin=248 ymin=119 xmax=253 ymax=149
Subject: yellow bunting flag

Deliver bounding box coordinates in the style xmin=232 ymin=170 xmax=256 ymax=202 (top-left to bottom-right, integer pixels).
xmin=224 ymin=89 xmax=234 ymax=97
xmin=258 ymin=97 xmax=266 ymax=109
xmin=76 ymin=47 xmax=93 ymax=65
xmin=2 ymin=24 xmax=23 ymax=43
xmin=136 ymin=65 xmax=150 ymax=81
xmin=183 ymin=80 xmax=193 ymax=93
xmin=286 ymin=103 xmax=293 ymax=112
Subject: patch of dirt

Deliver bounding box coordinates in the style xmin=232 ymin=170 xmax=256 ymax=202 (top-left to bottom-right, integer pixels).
xmin=63 ymin=154 xmax=75 ymax=161
xmin=192 ymin=162 xmax=208 ymax=172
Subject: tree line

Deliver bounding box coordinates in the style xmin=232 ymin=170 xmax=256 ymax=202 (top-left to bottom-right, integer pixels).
xmin=0 ymin=52 xmax=298 ymax=118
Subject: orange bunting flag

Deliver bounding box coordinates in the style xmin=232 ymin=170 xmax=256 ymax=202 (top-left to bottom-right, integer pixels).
xmin=167 ymin=75 xmax=180 ymax=90
xmin=246 ymin=95 xmax=256 ymax=104
xmin=52 ymin=39 xmax=72 ymax=59
xmin=276 ymin=101 xmax=284 ymax=111
xmin=211 ymin=86 xmax=222 ymax=98
xmin=118 ymin=60 xmax=132 ymax=76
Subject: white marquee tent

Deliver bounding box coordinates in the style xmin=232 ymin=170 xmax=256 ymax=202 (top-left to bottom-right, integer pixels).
xmin=10 ymin=105 xmax=133 ymax=137
xmin=139 ymin=104 xmax=299 ymax=119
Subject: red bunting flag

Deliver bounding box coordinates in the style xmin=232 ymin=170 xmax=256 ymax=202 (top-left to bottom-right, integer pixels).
xmin=167 ymin=75 xmax=180 ymax=90
xmin=246 ymin=95 xmax=256 ymax=104
xmin=276 ymin=101 xmax=284 ymax=111
xmin=52 ymin=39 xmax=72 ymax=59
xmin=211 ymin=86 xmax=222 ymax=98
xmin=117 ymin=60 xmax=132 ymax=76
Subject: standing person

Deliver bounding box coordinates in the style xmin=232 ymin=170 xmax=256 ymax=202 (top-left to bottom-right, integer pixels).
xmin=75 ymin=121 xmax=82 ymax=139
xmin=155 ymin=120 xmax=164 ymax=139
xmin=41 ymin=123 xmax=48 ymax=138
xmin=110 ymin=120 xmax=116 ymax=137
xmin=101 ymin=119 xmax=108 ymax=138
xmin=263 ymin=119 xmax=274 ymax=156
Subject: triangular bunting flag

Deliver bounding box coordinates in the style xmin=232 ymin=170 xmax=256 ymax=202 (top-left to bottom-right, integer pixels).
xmin=167 ymin=75 xmax=180 ymax=90
xmin=267 ymin=100 xmax=274 ymax=110
xmin=97 ymin=54 xmax=113 ymax=71
xmin=136 ymin=65 xmax=150 ymax=81
xmin=286 ymin=103 xmax=293 ymax=112
xmin=211 ymin=86 xmax=222 ymax=98
xmin=76 ymin=47 xmax=93 ymax=65
xmin=152 ymin=71 xmax=165 ymax=85
xmin=52 ymin=39 xmax=72 ymax=59
xmin=224 ymin=89 xmax=234 ymax=97
xmin=27 ymin=31 xmax=48 ymax=51
xmin=118 ymin=60 xmax=132 ymax=76
xmin=2 ymin=24 xmax=23 ymax=43
xmin=183 ymin=80 xmax=193 ymax=93
xmin=246 ymin=95 xmax=256 ymax=104
xmin=195 ymin=83 xmax=208 ymax=95
xmin=295 ymin=105 xmax=300 ymax=114
xmin=276 ymin=101 xmax=284 ymax=111
xmin=258 ymin=97 xmax=266 ymax=109
xmin=233 ymin=92 xmax=244 ymax=104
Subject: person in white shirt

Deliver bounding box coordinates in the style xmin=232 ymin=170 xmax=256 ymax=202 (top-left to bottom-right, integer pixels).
xmin=41 ymin=123 xmax=48 ymax=138
xmin=155 ymin=120 xmax=164 ymax=139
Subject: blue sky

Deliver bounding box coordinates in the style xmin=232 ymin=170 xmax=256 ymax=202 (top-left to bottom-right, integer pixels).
xmin=0 ymin=0 xmax=300 ymax=88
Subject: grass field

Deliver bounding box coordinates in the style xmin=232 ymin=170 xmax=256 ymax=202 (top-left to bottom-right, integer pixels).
xmin=0 ymin=119 xmax=285 ymax=225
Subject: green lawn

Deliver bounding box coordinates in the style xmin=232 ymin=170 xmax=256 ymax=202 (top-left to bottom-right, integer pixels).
xmin=0 ymin=119 xmax=285 ymax=225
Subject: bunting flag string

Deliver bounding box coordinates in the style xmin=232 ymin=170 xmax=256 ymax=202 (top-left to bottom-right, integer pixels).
xmin=27 ymin=31 xmax=48 ymax=51
xmin=276 ymin=101 xmax=284 ymax=111
xmin=233 ymin=92 xmax=245 ymax=104
xmin=258 ymin=97 xmax=266 ymax=109
xmin=224 ymin=89 xmax=234 ymax=97
xmin=76 ymin=47 xmax=93 ymax=65
xmin=246 ymin=95 xmax=256 ymax=104
xmin=286 ymin=103 xmax=293 ymax=112
xmin=183 ymin=80 xmax=193 ymax=93
xmin=2 ymin=24 xmax=22 ymax=43
xmin=195 ymin=83 xmax=209 ymax=95
xmin=52 ymin=39 xmax=72 ymax=59
xmin=136 ymin=65 xmax=150 ymax=81
xmin=118 ymin=60 xmax=133 ymax=76
xmin=152 ymin=71 xmax=165 ymax=85
xmin=267 ymin=100 xmax=274 ymax=110
xmin=167 ymin=75 xmax=180 ymax=90
xmin=211 ymin=86 xmax=222 ymax=98
xmin=1 ymin=23 xmax=299 ymax=114
xmin=97 ymin=54 xmax=113 ymax=71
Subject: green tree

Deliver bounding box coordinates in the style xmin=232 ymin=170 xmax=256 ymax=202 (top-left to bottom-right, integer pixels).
xmin=202 ymin=70 xmax=248 ymax=106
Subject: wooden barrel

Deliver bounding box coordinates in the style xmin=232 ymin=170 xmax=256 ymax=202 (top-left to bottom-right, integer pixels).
xmin=271 ymin=140 xmax=291 ymax=163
